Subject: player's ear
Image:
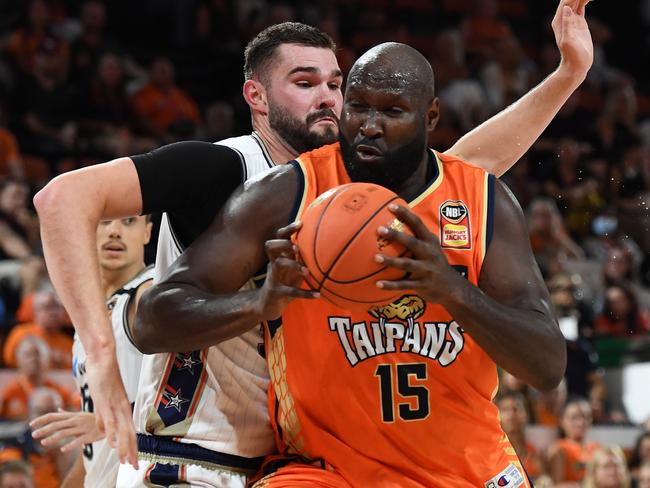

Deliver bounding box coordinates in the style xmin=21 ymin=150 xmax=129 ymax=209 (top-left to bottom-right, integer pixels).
xmin=144 ymin=221 xmax=153 ymax=245
xmin=426 ymin=97 xmax=440 ymax=133
xmin=243 ymin=79 xmax=268 ymax=116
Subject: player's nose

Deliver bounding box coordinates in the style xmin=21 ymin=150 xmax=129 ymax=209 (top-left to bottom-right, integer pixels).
xmin=360 ymin=112 xmax=383 ymax=139
xmin=316 ymin=84 xmax=336 ymax=109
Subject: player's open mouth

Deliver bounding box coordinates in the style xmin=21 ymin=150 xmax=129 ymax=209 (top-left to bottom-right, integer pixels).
xmin=355 ymin=144 xmax=384 ymax=163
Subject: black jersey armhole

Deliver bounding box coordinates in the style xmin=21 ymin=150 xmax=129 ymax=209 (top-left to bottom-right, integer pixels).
xmin=486 ymin=174 xmax=496 ymax=250
xmin=287 ymin=160 xmax=305 ymax=225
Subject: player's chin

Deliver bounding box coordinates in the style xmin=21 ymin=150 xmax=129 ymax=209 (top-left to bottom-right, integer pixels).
xmin=310 ymin=124 xmax=338 ymax=140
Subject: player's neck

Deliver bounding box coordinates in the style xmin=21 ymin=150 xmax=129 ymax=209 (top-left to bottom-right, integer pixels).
xmin=252 ymin=120 xmax=299 ymax=164
xmin=102 ymin=262 xmax=145 ymax=298
xmin=394 ymin=152 xmax=431 ymax=201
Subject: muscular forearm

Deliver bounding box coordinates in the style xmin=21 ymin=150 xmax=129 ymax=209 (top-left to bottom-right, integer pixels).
xmin=133 ymin=284 xmax=266 ymax=353
xmin=441 ymin=273 xmax=566 ymax=390
xmin=447 ymin=67 xmax=584 ymax=177
xmin=60 ymin=451 xmax=85 ymax=488
xmin=34 ymin=177 xmax=114 ymax=354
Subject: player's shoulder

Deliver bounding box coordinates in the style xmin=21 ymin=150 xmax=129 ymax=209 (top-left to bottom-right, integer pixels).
xmin=435 ymin=150 xmax=490 ymax=177
xmin=297 ymin=143 xmax=340 ymax=165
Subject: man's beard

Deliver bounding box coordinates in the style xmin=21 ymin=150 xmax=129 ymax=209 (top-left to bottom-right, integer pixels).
xmin=268 ymin=104 xmax=338 ymax=154
xmin=339 ymin=125 xmax=427 ymax=190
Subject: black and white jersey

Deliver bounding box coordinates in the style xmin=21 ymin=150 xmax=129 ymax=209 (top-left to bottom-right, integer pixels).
xmin=131 ymin=133 xmax=277 ymax=457
xmin=72 ymin=266 xmax=154 ymax=488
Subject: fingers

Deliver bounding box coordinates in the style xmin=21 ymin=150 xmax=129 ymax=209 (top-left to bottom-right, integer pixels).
xmin=265 ymin=239 xmax=297 ymax=261
xmin=276 ymin=221 xmax=301 ymax=240
xmin=60 ymin=432 xmax=99 ymax=453
xmin=386 ymin=204 xmax=431 ymax=242
xmin=29 ymin=410 xmax=73 ymax=430
xmin=577 ymin=0 xmax=591 ymax=16
xmin=273 ymin=284 xmax=321 ymax=299
xmin=376 ymin=279 xmax=420 ymax=290
xmin=374 ymin=254 xmax=422 ymax=274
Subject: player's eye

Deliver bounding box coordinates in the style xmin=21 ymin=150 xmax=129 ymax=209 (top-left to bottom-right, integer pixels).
xmin=100 ymin=220 xmax=112 ymax=226
xmin=296 ymin=81 xmax=312 ymax=88
xmin=123 ymin=217 xmax=135 ymax=225
xmin=328 ymin=83 xmax=341 ymax=91
xmin=384 ymin=107 xmax=403 ymax=116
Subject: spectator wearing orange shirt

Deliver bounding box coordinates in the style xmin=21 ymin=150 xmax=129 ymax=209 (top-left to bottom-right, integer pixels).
xmin=496 ymin=391 xmax=547 ymax=483
xmin=130 ymin=57 xmax=200 ymax=142
xmin=0 ymin=336 xmax=78 ymax=420
xmin=0 ymin=387 xmax=76 ymax=488
xmin=548 ymin=398 xmax=601 ymax=487
xmin=3 ymin=287 xmax=72 ymax=369
xmin=595 ymin=285 xmax=650 ymax=337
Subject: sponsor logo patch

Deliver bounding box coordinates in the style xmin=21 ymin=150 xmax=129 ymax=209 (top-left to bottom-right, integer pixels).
xmin=484 ymin=463 xmax=525 ymax=488
xmin=440 ymin=200 xmax=471 ymax=249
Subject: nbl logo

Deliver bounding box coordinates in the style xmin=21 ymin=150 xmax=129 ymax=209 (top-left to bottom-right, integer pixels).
xmin=440 ymin=201 xmax=468 ymax=223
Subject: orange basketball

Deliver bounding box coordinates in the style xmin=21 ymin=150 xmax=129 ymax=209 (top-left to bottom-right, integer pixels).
xmin=296 ymin=182 xmax=413 ymax=310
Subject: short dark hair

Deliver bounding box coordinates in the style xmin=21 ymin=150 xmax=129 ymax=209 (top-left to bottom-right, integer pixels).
xmin=243 ymin=22 xmax=336 ymax=83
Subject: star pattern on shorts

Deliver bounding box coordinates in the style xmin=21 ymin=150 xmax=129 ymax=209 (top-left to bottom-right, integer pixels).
xmin=176 ymin=353 xmax=199 ymax=375
xmin=163 ymin=389 xmax=189 ymax=413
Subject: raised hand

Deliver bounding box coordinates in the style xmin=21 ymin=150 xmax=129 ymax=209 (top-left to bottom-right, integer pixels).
xmin=552 ymin=0 xmax=594 ymax=77
xmin=255 ymin=221 xmax=320 ymax=320
xmin=31 ymin=409 xmax=102 ymax=452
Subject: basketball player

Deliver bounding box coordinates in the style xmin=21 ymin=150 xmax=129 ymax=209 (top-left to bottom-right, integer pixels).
xmin=155 ymin=41 xmax=566 ymax=487
xmin=29 ymin=216 xmax=153 ymax=488
xmin=33 ymin=1 xmax=593 ymax=483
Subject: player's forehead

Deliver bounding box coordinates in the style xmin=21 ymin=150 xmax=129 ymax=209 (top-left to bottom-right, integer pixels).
xmin=272 ymin=44 xmax=341 ymax=79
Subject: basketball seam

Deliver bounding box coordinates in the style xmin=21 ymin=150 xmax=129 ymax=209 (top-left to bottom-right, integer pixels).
xmin=320 ymin=280 xmax=402 ymax=304
xmin=325 ymin=247 xmax=411 ymax=284
xmin=313 ymin=185 xmax=351 ymax=276
xmin=317 ymin=195 xmax=401 ymax=289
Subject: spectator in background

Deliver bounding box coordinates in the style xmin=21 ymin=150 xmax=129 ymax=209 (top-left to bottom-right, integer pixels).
xmin=0 ymin=388 xmax=75 ymax=488
xmin=14 ymin=36 xmax=78 ymax=176
xmin=480 ymin=34 xmax=537 ymax=113
xmin=78 ymin=52 xmax=154 ymax=160
xmin=582 ymin=446 xmax=631 ymax=488
xmin=527 ymin=197 xmax=585 ymax=275
xmin=638 ymin=463 xmax=650 ymax=488
xmin=594 ymin=285 xmax=650 ymax=337
xmin=460 ymin=0 xmax=512 ymax=69
xmin=69 ymin=0 xmax=116 ymax=84
xmin=497 ymin=370 xmax=539 ymax=424
xmin=0 ymin=181 xmax=34 ymax=262
xmin=0 ymin=103 xmax=25 ymax=180
xmin=3 ymin=287 xmax=72 ymax=369
xmin=0 ymin=460 xmax=33 ymax=488
xmin=548 ymin=398 xmax=601 ymax=487
xmin=195 ymin=100 xmax=236 ymax=142
xmin=496 ymin=392 xmax=546 ymax=483
xmin=430 ymin=29 xmax=489 ymax=134
xmin=536 ymin=381 xmax=568 ymax=428
xmin=130 ymin=57 xmax=201 ymax=143
xmin=629 ymin=431 xmax=650 ymax=482
xmin=1 ymin=0 xmax=65 ymax=75
xmin=0 ymin=337 xmax=77 ymax=420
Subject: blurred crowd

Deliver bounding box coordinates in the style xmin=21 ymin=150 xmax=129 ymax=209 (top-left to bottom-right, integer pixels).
xmin=0 ymin=0 xmax=647 ymax=486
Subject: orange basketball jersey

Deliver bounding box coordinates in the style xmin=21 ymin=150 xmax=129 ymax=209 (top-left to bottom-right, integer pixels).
xmin=264 ymin=143 xmax=530 ymax=487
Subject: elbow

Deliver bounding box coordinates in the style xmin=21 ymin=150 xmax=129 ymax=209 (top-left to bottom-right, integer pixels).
xmin=534 ymin=328 xmax=567 ymax=392
xmin=33 ymin=176 xmax=64 ymax=217
xmin=131 ymin=288 xmax=169 ymax=354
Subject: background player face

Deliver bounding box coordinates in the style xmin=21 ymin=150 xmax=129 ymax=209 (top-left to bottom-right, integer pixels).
xmin=266 ymin=44 xmax=343 ymax=154
xmin=97 ymin=216 xmax=151 ymax=272
xmin=339 ymin=82 xmax=428 ymax=190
